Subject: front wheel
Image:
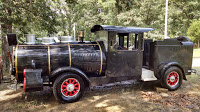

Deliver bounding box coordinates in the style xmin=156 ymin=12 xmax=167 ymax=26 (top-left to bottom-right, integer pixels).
xmin=53 ymin=73 xmax=85 ymax=103
xmin=161 ymin=66 xmax=183 ymax=91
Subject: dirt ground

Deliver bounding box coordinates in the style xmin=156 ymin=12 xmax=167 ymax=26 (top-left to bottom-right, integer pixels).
xmin=0 ymin=59 xmax=200 ymax=112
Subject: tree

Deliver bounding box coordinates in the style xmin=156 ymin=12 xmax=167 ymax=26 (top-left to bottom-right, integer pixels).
xmin=0 ymin=0 xmax=60 ymax=77
xmin=117 ymin=0 xmax=166 ymax=38
xmin=0 ymin=0 xmax=13 ymax=77
xmin=187 ymin=19 xmax=200 ymax=47
xmin=168 ymin=0 xmax=200 ymax=37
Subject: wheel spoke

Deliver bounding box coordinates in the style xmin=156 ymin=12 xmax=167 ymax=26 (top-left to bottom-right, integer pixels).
xmin=68 ymin=79 xmax=71 ymax=84
xmin=62 ymin=89 xmax=67 ymax=93
xmin=74 ymin=87 xmax=79 ymax=90
xmin=66 ymin=91 xmax=69 ymax=95
xmin=71 ymin=80 xmax=75 ymax=84
xmin=74 ymin=83 xmax=79 ymax=86
xmin=62 ymin=84 xmax=67 ymax=88
xmin=65 ymin=81 xmax=69 ymax=85
xmin=69 ymin=92 xmax=72 ymax=96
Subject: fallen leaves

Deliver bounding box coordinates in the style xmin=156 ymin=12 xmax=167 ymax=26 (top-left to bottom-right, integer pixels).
xmin=139 ymin=91 xmax=200 ymax=111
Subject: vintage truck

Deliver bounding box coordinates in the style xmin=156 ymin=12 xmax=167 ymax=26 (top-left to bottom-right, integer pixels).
xmin=7 ymin=25 xmax=194 ymax=103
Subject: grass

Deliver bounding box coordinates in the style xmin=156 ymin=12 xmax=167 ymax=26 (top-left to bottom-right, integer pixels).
xmin=193 ymin=48 xmax=200 ymax=58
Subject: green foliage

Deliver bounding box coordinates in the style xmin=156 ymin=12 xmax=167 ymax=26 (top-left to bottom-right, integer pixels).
xmin=187 ymin=20 xmax=200 ymax=43
xmin=0 ymin=0 xmax=61 ymax=37
xmin=1 ymin=0 xmax=200 ymax=41
xmin=168 ymin=0 xmax=200 ymax=37
xmin=117 ymin=0 xmax=165 ymax=38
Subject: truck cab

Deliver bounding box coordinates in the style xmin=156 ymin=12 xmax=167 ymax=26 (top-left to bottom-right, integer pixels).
xmin=90 ymin=25 xmax=154 ymax=82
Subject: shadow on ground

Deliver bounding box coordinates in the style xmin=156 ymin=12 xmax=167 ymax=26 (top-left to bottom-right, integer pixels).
xmin=0 ymin=73 xmax=199 ymax=112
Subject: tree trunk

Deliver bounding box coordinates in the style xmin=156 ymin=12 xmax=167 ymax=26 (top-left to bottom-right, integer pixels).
xmin=67 ymin=15 xmax=72 ymax=36
xmin=0 ymin=0 xmax=13 ymax=82
xmin=115 ymin=0 xmax=120 ymax=25
xmin=1 ymin=24 xmax=12 ymax=82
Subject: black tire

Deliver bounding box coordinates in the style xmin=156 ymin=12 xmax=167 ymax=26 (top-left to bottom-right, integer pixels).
xmin=53 ymin=73 xmax=85 ymax=103
xmin=161 ymin=66 xmax=183 ymax=91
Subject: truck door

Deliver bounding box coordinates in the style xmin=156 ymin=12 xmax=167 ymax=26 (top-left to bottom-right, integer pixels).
xmin=106 ymin=32 xmax=143 ymax=78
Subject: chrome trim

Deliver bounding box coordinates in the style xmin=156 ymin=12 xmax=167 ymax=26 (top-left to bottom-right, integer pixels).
xmin=96 ymin=41 xmax=103 ymax=75
xmin=48 ymin=45 xmax=51 ymax=74
xmin=68 ymin=43 xmax=72 ymax=67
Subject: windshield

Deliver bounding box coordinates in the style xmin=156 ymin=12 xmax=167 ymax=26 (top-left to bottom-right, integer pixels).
xmin=94 ymin=31 xmax=108 ymax=51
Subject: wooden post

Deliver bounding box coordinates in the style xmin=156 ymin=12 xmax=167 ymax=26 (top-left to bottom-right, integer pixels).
xmin=0 ymin=56 xmax=2 ymax=83
xmin=164 ymin=0 xmax=169 ymax=39
xmin=0 ymin=71 xmax=1 ymax=83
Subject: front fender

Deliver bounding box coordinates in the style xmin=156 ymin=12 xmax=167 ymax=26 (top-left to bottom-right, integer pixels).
xmin=50 ymin=67 xmax=91 ymax=86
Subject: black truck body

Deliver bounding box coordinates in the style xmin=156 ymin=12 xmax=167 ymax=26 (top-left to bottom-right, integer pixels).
xmin=7 ymin=25 xmax=194 ymax=103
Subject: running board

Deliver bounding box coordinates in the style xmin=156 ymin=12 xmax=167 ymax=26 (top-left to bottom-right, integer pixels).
xmin=141 ymin=68 xmax=157 ymax=81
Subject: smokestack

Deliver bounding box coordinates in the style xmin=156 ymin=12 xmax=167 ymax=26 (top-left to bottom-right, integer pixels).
xmin=79 ymin=30 xmax=84 ymax=43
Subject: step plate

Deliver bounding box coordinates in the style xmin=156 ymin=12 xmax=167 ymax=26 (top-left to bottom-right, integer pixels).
xmin=141 ymin=68 xmax=157 ymax=81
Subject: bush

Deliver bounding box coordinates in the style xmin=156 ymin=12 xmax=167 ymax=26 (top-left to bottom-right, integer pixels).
xmin=187 ymin=20 xmax=200 ymax=43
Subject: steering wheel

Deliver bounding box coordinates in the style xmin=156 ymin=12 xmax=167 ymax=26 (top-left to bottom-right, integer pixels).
xmin=117 ymin=46 xmax=123 ymax=50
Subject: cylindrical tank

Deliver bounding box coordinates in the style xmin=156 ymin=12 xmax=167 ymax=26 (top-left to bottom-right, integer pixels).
xmin=14 ymin=41 xmax=106 ymax=82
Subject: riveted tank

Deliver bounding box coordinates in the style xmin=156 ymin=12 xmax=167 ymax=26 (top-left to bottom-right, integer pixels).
xmin=14 ymin=41 xmax=106 ymax=83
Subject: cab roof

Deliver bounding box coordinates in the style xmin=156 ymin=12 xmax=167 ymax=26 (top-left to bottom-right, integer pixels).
xmin=91 ymin=25 xmax=154 ymax=34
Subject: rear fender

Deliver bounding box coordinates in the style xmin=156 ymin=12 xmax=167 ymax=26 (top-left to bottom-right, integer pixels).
xmin=157 ymin=62 xmax=186 ymax=80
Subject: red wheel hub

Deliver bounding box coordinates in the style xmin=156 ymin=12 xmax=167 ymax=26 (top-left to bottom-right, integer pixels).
xmin=167 ymin=71 xmax=179 ymax=86
xmin=61 ymin=78 xmax=80 ymax=97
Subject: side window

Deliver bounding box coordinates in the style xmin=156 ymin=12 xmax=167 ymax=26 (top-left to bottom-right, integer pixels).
xmin=131 ymin=33 xmax=139 ymax=50
xmin=112 ymin=33 xmax=138 ymax=51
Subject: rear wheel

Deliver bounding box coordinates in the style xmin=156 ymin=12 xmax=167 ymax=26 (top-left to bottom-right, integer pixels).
xmin=53 ymin=73 xmax=85 ymax=103
xmin=161 ymin=66 xmax=183 ymax=91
